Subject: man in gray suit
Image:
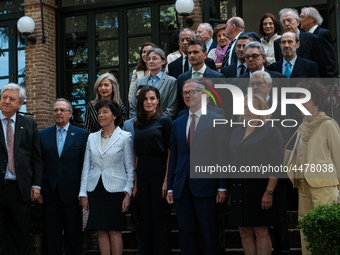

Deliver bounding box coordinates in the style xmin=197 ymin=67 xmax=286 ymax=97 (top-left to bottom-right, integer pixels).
xmin=129 ymin=48 xmax=178 ymax=119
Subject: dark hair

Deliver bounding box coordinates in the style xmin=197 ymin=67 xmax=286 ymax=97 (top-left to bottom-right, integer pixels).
xmin=136 ymin=42 xmax=157 ymax=71
xmin=258 ymin=13 xmax=282 ymax=36
xmin=95 ymin=100 xmax=121 ymax=127
xmin=295 ymin=80 xmax=326 ymax=108
xmin=213 ymin=23 xmax=227 ymax=41
xmin=135 ymin=85 xmax=162 ymax=126
xmin=170 ymin=30 xmax=180 ymax=52
xmin=188 ymin=39 xmax=207 ymax=53
xmin=237 ymin=34 xmax=254 ymax=43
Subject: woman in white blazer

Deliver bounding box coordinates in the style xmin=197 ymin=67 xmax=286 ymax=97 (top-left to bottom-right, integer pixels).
xmin=79 ymin=100 xmax=134 ymax=255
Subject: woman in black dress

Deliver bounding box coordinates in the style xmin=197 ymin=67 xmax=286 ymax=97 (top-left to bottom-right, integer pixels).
xmin=228 ymin=94 xmax=283 ymax=255
xmin=133 ymin=85 xmax=172 ymax=255
xmin=84 ymin=72 xmax=127 ymax=132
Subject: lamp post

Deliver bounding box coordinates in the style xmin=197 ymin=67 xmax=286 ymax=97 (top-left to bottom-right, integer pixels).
xmin=175 ymin=0 xmax=194 ymax=28
xmin=17 ymin=16 xmax=36 ymax=45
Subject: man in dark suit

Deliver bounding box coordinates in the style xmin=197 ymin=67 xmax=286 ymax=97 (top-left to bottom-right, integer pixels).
xmin=222 ymin=17 xmax=261 ymax=68
xmin=177 ymin=39 xmax=225 ymax=111
xmin=221 ymin=34 xmax=253 ymax=78
xmin=168 ymin=28 xmax=217 ymax=79
xmin=196 ymin=23 xmax=218 ymax=53
xmin=167 ymin=79 xmax=228 ymax=255
xmin=0 ymin=83 xmax=43 ymax=255
xmin=273 ymin=8 xmax=323 ymax=76
xmin=39 ymin=98 xmax=89 ymax=255
xmin=267 ymin=32 xmax=320 ymax=78
xmin=300 ymin=6 xmax=335 ymax=77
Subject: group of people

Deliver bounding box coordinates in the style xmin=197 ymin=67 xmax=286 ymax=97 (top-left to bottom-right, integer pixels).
xmin=0 ymin=5 xmax=339 ymax=255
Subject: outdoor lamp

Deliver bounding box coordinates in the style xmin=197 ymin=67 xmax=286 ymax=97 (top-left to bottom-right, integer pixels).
xmin=17 ymin=16 xmax=36 ymax=45
xmin=175 ymin=0 xmax=194 ymax=27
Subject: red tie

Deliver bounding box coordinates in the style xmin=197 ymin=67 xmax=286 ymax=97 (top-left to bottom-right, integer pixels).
xmin=188 ymin=114 xmax=196 ymax=147
xmin=6 ymin=118 xmax=15 ymax=175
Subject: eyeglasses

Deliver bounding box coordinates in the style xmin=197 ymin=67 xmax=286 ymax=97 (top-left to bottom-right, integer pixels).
xmin=182 ymin=90 xmax=201 ymax=96
xmin=250 ymin=81 xmax=266 ymax=87
xmin=53 ymin=108 xmax=70 ymax=113
xmin=245 ymin=54 xmax=262 ymax=60
xmin=146 ymin=57 xmax=161 ymax=62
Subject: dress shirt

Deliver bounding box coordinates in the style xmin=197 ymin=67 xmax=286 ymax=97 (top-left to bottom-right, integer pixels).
xmin=1 ymin=112 xmax=16 ymax=180
xmin=308 ymin=25 xmax=318 ymax=33
xmin=282 ymin=56 xmax=297 ymax=74
xmin=206 ymin=38 xmax=213 ymax=52
xmin=237 ymin=61 xmax=247 ymax=77
xmin=182 ymin=54 xmax=192 ymax=73
xmin=186 ymin=109 xmax=201 ymax=139
xmin=56 ymin=123 xmax=70 ymax=156
xmin=191 ymin=65 xmax=207 ymax=78
xmin=147 ymin=71 xmax=163 ymax=87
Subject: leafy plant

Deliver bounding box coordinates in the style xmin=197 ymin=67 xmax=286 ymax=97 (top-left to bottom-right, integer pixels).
xmin=298 ymin=202 xmax=340 ymax=255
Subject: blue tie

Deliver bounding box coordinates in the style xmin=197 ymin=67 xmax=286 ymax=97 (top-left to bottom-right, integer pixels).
xmin=57 ymin=128 xmax=65 ymax=157
xmin=284 ymin=62 xmax=292 ymax=78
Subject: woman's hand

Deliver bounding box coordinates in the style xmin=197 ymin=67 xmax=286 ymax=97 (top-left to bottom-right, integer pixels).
xmin=162 ymin=180 xmax=167 ymax=198
xmin=122 ymin=192 xmax=130 ymax=212
xmin=261 ymin=192 xmax=273 ymax=210
xmin=80 ymin=196 xmax=90 ymax=211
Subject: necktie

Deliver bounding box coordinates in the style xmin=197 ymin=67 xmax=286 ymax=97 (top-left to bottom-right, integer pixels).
xmin=193 ymin=72 xmax=200 ymax=78
xmin=222 ymin=39 xmax=235 ymax=67
xmin=239 ymin=64 xmax=246 ymax=76
xmin=188 ymin=114 xmax=196 ymax=147
xmin=57 ymin=128 xmax=65 ymax=157
xmin=184 ymin=56 xmax=189 ymax=72
xmin=284 ymin=62 xmax=292 ymax=78
xmin=6 ymin=118 xmax=15 ymax=175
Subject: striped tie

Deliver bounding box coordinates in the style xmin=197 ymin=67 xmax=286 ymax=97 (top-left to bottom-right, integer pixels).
xmin=222 ymin=39 xmax=235 ymax=67
xmin=6 ymin=118 xmax=15 ymax=175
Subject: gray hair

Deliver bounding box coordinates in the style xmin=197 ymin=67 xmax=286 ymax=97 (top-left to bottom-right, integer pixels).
xmin=179 ymin=28 xmax=196 ymax=39
xmin=244 ymin=41 xmax=265 ymax=55
xmin=53 ymin=98 xmax=73 ymax=112
xmin=1 ymin=83 xmax=26 ymax=102
xmin=199 ymin=23 xmax=214 ymax=36
xmin=147 ymin=47 xmax=168 ymax=69
xmin=279 ymin=8 xmax=299 ymax=22
xmin=302 ymin=7 xmax=323 ymax=25
xmin=252 ymin=70 xmax=272 ymax=84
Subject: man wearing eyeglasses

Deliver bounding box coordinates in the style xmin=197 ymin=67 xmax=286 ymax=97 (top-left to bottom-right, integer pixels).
xmin=0 ymin=83 xmax=43 ymax=255
xmin=38 ymin=98 xmax=88 ymax=255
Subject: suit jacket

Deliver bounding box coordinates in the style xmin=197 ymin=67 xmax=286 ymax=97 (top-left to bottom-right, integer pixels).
xmin=79 ymin=127 xmax=134 ymax=196
xmin=129 ymin=72 xmax=178 ymax=119
xmin=220 ymin=63 xmax=248 ymax=78
xmin=267 ymin=56 xmax=320 ymax=78
xmin=287 ymin=119 xmax=340 ymax=188
xmin=167 ymin=111 xmax=228 ymax=199
xmin=39 ymin=124 xmax=89 ymax=204
xmin=0 ymin=114 xmax=43 ymax=202
xmin=177 ymin=66 xmax=225 ymax=111
xmin=168 ymin=55 xmax=217 ymax=79
xmin=313 ymin=26 xmax=335 ymax=77
xmin=208 ymin=40 xmax=218 ymax=53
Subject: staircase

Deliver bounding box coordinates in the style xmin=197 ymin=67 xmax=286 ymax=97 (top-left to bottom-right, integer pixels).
xmin=82 ymin=209 xmax=302 ymax=254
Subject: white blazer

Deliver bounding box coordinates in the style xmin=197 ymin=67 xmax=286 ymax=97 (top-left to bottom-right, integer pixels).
xmin=79 ymin=127 xmax=135 ymax=197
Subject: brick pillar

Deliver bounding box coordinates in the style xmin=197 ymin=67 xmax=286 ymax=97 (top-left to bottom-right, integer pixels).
xmin=22 ymin=0 xmax=57 ymax=130
xmin=179 ymin=0 xmax=202 ymax=31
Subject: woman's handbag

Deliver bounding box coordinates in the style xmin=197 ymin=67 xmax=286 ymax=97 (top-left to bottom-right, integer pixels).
xmin=283 ymin=130 xmax=298 ymax=166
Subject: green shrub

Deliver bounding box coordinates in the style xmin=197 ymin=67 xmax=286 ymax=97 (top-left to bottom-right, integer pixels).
xmin=298 ymin=202 xmax=340 ymax=255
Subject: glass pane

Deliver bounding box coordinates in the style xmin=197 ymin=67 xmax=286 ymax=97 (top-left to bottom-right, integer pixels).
xmin=96 ymin=68 xmax=120 ymax=86
xmin=18 ymin=50 xmax=25 ymax=75
xmin=70 ymin=103 xmax=86 ymax=128
xmin=65 ymin=15 xmax=87 ymax=42
xmin=96 ymin=12 xmax=118 ymax=38
xmin=0 ymin=27 xmax=9 ymax=49
xmin=0 ymin=78 xmax=9 ymax=91
xmin=128 ymin=36 xmax=151 ymax=64
xmin=159 ymin=34 xmax=170 ymax=55
xmin=18 ymin=77 xmax=25 ymax=87
xmin=159 ymin=5 xmax=178 ymax=31
xmin=219 ymin=0 xmax=236 ymax=21
xmin=65 ymin=72 xmax=88 ymax=98
xmin=62 ymin=0 xmax=110 ymax=7
xmin=96 ymin=40 xmax=119 ymax=66
xmin=0 ymin=1 xmax=23 ymax=14
xmin=128 ymin=65 xmax=135 ymax=85
xmin=0 ymin=52 xmax=9 ymax=76
xmin=66 ymin=43 xmax=88 ymax=69
xmin=127 ymin=7 xmax=151 ymax=35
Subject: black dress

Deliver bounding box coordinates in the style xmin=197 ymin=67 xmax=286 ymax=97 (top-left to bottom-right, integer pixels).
xmin=134 ymin=115 xmax=172 ymax=255
xmin=228 ymin=123 xmax=283 ymax=227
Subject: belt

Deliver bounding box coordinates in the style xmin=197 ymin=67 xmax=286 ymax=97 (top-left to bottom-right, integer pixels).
xmin=3 ymin=179 xmax=17 ymax=184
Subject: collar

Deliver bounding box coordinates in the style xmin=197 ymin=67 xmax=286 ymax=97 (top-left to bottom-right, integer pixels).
xmin=191 ymin=64 xmax=207 ymax=75
xmin=237 ymin=60 xmax=247 ymax=68
xmin=0 ymin=111 xmax=16 ymax=123
xmin=296 ymin=29 xmax=301 ymax=40
xmin=283 ymin=55 xmax=297 ymax=66
xmin=309 ymin=25 xmax=318 ymax=33
xmin=189 ymin=108 xmax=202 ymax=118
xmin=265 ymin=95 xmax=270 ymax=102
xmin=206 ymin=38 xmax=213 ymax=50
xmin=56 ymin=122 xmax=70 ymax=132
xmin=148 ymin=71 xmax=163 ymax=80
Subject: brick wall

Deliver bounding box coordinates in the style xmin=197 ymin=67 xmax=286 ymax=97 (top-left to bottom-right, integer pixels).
xmin=22 ymin=0 xmax=57 ymax=130
xmin=178 ymin=0 xmax=202 ymax=31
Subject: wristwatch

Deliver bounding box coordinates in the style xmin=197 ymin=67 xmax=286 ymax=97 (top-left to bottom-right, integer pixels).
xmin=265 ymin=189 xmax=273 ymax=195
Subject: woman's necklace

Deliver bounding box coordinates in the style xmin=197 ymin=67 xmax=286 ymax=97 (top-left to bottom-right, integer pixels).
xmin=101 ymin=130 xmax=114 ymax=139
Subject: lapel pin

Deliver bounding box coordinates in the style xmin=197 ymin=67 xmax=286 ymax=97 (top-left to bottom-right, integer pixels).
xmin=71 ymin=133 xmax=74 ymax=136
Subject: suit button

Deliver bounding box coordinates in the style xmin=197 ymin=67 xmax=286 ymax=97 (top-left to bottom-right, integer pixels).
xmin=100 ymin=156 xmax=103 ymax=159
xmin=100 ymin=168 xmax=103 ymax=171
xmin=239 ymin=200 xmax=242 ymax=202
xmin=233 ymin=184 xmax=235 ymax=186
xmin=239 ymin=184 xmax=241 ymax=186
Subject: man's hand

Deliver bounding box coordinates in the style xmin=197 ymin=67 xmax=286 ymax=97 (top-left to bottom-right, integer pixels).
xmin=216 ymin=191 xmax=227 ymax=203
xmin=166 ymin=192 xmax=174 ymax=204
xmin=30 ymin=187 xmax=40 ymax=202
